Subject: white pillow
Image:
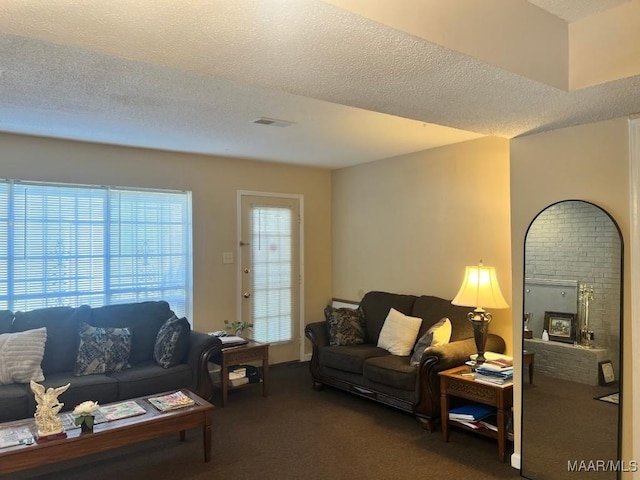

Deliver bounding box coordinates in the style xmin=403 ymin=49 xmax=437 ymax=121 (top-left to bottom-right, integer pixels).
xmin=0 ymin=327 xmax=47 ymax=385
xmin=410 ymin=317 xmax=452 ymax=366
xmin=430 ymin=317 xmax=452 ymax=347
xmin=377 ymin=308 xmax=423 ymax=356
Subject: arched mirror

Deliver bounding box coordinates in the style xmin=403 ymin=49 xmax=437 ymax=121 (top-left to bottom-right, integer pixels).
xmin=521 ymin=200 xmax=623 ymax=479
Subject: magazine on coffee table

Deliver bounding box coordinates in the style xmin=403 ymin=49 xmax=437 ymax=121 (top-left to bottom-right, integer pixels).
xmin=100 ymin=400 xmax=147 ymax=421
xmin=58 ymin=410 xmax=108 ymax=431
xmin=147 ymin=391 xmax=195 ymax=412
xmin=0 ymin=426 xmax=34 ymax=449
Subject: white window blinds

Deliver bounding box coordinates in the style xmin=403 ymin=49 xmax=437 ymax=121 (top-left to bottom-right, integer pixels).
xmin=0 ymin=180 xmax=192 ymax=318
xmin=251 ymin=206 xmax=293 ymax=343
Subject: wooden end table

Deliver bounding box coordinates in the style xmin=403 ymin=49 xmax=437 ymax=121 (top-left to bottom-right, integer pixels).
xmin=523 ymin=350 xmax=535 ymax=384
xmin=211 ymin=340 xmax=269 ymax=407
xmin=439 ymin=365 xmax=513 ymax=462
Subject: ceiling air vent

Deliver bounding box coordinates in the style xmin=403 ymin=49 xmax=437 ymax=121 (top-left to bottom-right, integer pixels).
xmin=252 ymin=117 xmax=294 ymax=128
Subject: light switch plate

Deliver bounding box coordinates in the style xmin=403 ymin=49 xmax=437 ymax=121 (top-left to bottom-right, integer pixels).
xmin=222 ymin=252 xmax=234 ymax=264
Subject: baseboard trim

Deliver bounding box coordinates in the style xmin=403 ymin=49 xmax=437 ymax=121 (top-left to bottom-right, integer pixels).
xmin=303 ymin=353 xmax=312 ymax=362
xmin=511 ymin=452 xmax=521 ymax=470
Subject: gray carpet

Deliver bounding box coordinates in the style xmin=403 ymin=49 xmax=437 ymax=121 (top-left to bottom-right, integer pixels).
xmin=6 ymin=362 xmax=521 ymax=480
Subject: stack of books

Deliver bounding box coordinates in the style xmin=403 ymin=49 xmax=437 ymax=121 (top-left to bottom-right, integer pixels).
xmin=220 ymin=335 xmax=249 ymax=348
xmin=228 ymin=365 xmax=249 ymax=387
xmin=448 ymin=403 xmax=496 ymax=429
xmin=473 ymin=358 xmax=514 ymax=385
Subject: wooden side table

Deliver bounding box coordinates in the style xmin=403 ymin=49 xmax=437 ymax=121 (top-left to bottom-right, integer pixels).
xmin=523 ymin=350 xmax=535 ymax=384
xmin=211 ymin=340 xmax=269 ymax=407
xmin=439 ymin=365 xmax=513 ymax=462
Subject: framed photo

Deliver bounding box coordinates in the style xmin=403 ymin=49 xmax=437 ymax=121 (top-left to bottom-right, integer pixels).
xmin=599 ymin=360 xmax=616 ymax=386
xmin=543 ymin=311 xmax=576 ymax=344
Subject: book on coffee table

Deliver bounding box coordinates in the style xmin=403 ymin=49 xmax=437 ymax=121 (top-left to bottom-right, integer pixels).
xmin=147 ymin=391 xmax=195 ymax=412
xmin=100 ymin=400 xmax=147 ymax=421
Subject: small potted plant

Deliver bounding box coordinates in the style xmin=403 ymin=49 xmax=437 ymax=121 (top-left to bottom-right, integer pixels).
xmin=73 ymin=400 xmax=99 ymax=433
xmin=224 ymin=320 xmax=253 ymax=337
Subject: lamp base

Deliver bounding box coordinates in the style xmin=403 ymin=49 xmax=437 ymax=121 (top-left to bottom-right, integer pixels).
xmin=468 ymin=309 xmax=492 ymax=366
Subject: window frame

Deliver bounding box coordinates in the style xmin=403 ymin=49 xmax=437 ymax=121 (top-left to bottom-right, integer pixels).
xmin=0 ymin=179 xmax=192 ymax=319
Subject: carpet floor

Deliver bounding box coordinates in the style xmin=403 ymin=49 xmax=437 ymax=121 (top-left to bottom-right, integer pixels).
xmin=521 ymin=372 xmax=619 ymax=480
xmin=6 ymin=362 xmax=522 ymax=480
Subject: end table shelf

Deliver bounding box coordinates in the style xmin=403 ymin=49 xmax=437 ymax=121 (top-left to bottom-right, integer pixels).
xmin=209 ymin=340 xmax=270 ymax=406
xmin=439 ymin=365 xmax=513 ymax=462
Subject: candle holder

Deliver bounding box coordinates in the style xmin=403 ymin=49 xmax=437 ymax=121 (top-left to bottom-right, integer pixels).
xmin=579 ymin=284 xmax=595 ymax=348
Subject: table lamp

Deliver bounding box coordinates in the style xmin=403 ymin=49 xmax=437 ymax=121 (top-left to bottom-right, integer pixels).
xmin=452 ymin=261 xmax=508 ymax=365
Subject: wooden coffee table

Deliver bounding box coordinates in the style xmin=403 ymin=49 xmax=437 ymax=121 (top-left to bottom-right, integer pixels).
xmin=0 ymin=389 xmax=213 ymax=475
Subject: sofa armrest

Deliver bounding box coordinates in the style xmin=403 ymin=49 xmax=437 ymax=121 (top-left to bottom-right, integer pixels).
xmin=305 ymin=321 xmax=329 ymax=383
xmin=186 ymin=331 xmax=222 ymax=401
xmin=304 ymin=321 xmax=329 ymax=348
xmin=420 ymin=333 xmax=506 ymax=372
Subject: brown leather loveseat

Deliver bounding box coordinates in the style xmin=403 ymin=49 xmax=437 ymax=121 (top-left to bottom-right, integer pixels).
xmin=305 ymin=291 xmax=506 ymax=431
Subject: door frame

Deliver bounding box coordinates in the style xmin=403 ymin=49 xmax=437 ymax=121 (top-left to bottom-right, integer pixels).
xmin=236 ymin=190 xmax=305 ymax=361
xmin=629 ymin=116 xmax=640 ymax=465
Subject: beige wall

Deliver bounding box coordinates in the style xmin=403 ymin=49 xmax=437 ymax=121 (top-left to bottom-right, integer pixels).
xmin=570 ymin=0 xmax=640 ymax=89
xmin=331 ymin=136 xmax=513 ymax=352
xmin=324 ymin=0 xmax=568 ymax=89
xmin=510 ymin=117 xmax=631 ymax=469
xmin=0 ymin=132 xmax=332 ymax=363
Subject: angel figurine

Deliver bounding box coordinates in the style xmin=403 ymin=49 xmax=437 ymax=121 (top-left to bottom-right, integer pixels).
xmin=30 ymin=380 xmax=70 ymax=437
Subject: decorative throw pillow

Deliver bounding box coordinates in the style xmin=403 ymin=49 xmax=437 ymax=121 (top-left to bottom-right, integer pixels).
xmin=0 ymin=327 xmax=47 ymax=385
xmin=153 ymin=315 xmax=191 ymax=368
xmin=377 ymin=308 xmax=422 ymax=356
xmin=409 ymin=317 xmax=452 ymax=366
xmin=324 ymin=305 xmax=366 ymax=346
xmin=74 ymin=322 xmax=132 ymax=376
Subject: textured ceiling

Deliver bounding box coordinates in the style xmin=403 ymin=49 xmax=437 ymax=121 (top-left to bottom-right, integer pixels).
xmin=0 ymin=1 xmax=638 ymax=169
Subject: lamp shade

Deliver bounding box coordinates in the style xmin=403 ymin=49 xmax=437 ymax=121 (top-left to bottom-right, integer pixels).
xmin=451 ymin=263 xmax=509 ymax=310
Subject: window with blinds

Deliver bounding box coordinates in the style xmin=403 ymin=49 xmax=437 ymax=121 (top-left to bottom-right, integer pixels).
xmin=250 ymin=206 xmax=293 ymax=343
xmin=0 ymin=180 xmax=192 ymax=318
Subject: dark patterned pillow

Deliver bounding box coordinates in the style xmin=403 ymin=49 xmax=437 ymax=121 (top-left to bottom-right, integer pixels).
xmin=324 ymin=305 xmax=366 ymax=346
xmin=73 ymin=322 xmax=132 ymax=376
xmin=153 ymin=315 xmax=191 ymax=368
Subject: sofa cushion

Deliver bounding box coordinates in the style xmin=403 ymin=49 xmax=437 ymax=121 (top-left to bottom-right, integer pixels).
xmin=0 ymin=310 xmax=13 ymax=334
xmin=0 ymin=327 xmax=47 ymax=385
xmin=90 ymin=301 xmax=174 ymax=365
xmin=377 ymin=308 xmax=422 ymax=356
xmin=73 ymin=323 xmax=132 ymax=376
xmin=324 ymin=305 xmax=366 ymax=346
xmin=363 ymin=355 xmax=417 ymax=391
xmin=110 ymin=360 xmax=192 ymax=399
xmin=0 ymin=383 xmax=30 ymax=422
xmin=12 ymin=305 xmax=91 ymax=375
xmin=153 ymin=315 xmax=191 ymax=368
xmin=409 ymin=317 xmax=452 ymax=367
xmin=359 ymin=291 xmax=417 ymax=344
xmin=29 ymin=372 xmax=119 ymax=416
xmin=321 ymin=345 xmax=388 ymax=374
xmin=411 ymin=295 xmax=473 ymax=341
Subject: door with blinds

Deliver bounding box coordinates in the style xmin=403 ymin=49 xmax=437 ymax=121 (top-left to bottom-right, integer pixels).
xmin=239 ymin=193 xmax=301 ymax=364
